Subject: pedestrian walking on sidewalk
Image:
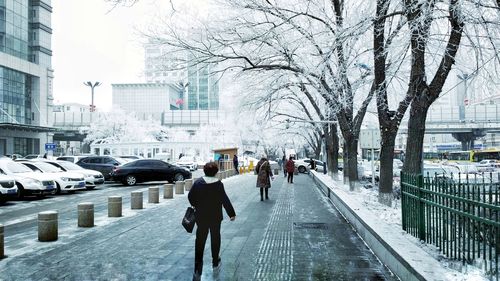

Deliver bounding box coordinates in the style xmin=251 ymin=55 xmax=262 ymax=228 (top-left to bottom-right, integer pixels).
xmin=285 ymin=157 xmax=295 ymax=183
xmin=188 ymin=162 xmax=236 ymax=281
xmin=255 ymin=156 xmax=274 ymax=201
xmin=282 ymin=155 xmax=287 ymax=177
xmin=233 ymin=155 xmax=239 ymax=174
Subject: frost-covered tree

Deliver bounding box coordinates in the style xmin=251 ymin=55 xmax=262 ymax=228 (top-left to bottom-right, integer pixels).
xmin=373 ymin=0 xmax=499 ymax=205
xmin=138 ymin=0 xmax=376 ymax=185
xmin=81 ymin=109 xmax=169 ymax=144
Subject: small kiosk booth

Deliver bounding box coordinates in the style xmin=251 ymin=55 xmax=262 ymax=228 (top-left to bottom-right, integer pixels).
xmin=213 ymin=147 xmax=238 ymax=171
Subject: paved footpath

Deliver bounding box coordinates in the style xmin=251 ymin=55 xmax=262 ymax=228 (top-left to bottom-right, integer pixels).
xmin=0 ymin=173 xmax=397 ymax=281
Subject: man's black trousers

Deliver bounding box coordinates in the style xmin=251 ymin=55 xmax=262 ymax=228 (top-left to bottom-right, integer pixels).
xmin=194 ymin=222 xmax=221 ymax=274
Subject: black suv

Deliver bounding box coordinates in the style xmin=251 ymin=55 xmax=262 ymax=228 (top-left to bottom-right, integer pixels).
xmin=76 ymin=156 xmax=127 ymax=180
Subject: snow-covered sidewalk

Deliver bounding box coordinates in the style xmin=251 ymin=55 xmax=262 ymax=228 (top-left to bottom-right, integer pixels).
xmin=311 ymin=171 xmax=488 ymax=281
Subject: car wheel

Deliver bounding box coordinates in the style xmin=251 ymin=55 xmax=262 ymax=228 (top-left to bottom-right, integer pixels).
xmin=55 ymin=183 xmax=61 ymax=195
xmin=86 ymin=186 xmax=95 ymax=190
xmin=0 ymin=195 xmax=5 ymax=205
xmin=174 ymin=173 xmax=185 ymax=182
xmin=298 ymin=166 xmax=306 ymax=173
xmin=125 ymin=175 xmax=137 ymax=186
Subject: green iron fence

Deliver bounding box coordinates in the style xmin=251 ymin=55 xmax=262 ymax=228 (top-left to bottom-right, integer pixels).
xmin=401 ymin=172 xmax=500 ymax=280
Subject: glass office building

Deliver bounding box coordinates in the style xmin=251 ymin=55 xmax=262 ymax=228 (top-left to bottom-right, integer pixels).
xmin=0 ymin=0 xmax=54 ymax=156
xmin=187 ymin=63 xmax=219 ymax=110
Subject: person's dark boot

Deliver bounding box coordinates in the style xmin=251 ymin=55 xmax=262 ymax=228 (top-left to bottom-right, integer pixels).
xmin=213 ymin=257 xmax=222 ymax=274
xmin=192 ymin=272 xmax=201 ymax=281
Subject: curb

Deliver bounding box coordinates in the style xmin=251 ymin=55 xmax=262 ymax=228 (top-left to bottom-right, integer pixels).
xmin=310 ymin=172 xmax=450 ymax=281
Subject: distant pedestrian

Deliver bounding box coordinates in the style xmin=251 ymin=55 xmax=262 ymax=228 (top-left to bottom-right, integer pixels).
xmin=282 ymin=155 xmax=287 ymax=177
xmin=309 ymin=158 xmax=316 ymax=171
xmin=285 ymin=157 xmax=295 ymax=183
xmin=188 ymin=162 xmax=236 ymax=281
xmin=43 ymin=153 xmax=48 ymax=159
xmin=255 ymin=156 xmax=274 ymax=201
xmin=233 ymin=155 xmax=239 ymax=174
xmin=218 ymin=155 xmax=223 ymax=171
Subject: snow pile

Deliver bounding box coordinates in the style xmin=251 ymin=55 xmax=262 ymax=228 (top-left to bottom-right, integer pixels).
xmin=314 ymin=172 xmax=489 ymax=281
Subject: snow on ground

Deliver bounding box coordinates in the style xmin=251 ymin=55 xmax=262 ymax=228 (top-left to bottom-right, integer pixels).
xmin=314 ymin=171 xmax=490 ymax=281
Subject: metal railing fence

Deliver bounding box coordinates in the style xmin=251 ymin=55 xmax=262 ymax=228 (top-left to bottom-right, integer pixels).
xmin=401 ymin=172 xmax=500 ymax=280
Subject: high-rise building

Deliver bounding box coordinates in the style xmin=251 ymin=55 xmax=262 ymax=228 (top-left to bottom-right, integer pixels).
xmin=144 ymin=43 xmax=219 ymax=110
xmin=187 ymin=62 xmax=219 ymax=110
xmin=0 ymin=0 xmax=54 ymax=156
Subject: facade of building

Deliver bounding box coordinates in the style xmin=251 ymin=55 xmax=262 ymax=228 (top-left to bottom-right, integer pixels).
xmin=144 ymin=43 xmax=220 ymax=111
xmin=0 ymin=0 xmax=54 ymax=156
xmin=187 ymin=62 xmax=219 ymax=110
xmin=112 ymin=83 xmax=182 ymax=121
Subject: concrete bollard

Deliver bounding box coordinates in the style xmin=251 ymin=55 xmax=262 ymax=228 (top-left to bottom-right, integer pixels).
xmin=175 ymin=181 xmax=185 ymax=194
xmin=78 ymin=202 xmax=94 ymax=227
xmin=274 ymin=168 xmax=279 ymax=175
xmin=131 ymin=191 xmax=143 ymax=210
xmin=0 ymin=224 xmax=3 ymax=259
xmin=38 ymin=211 xmax=58 ymax=242
xmin=164 ymin=184 xmax=174 ymax=199
xmin=222 ymin=171 xmax=226 ymax=179
xmin=108 ymin=196 xmax=122 ymax=217
xmin=217 ymin=172 xmax=223 ymax=181
xmin=149 ymin=186 xmax=160 ymax=203
xmin=184 ymin=179 xmax=193 ymax=191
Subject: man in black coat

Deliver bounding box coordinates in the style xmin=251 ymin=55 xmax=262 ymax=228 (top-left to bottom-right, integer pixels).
xmin=188 ymin=162 xmax=236 ymax=280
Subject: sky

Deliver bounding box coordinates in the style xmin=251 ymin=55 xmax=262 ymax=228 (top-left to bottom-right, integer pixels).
xmin=51 ymin=0 xmax=172 ymax=111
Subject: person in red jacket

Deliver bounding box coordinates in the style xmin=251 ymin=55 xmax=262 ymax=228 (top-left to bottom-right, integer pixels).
xmin=188 ymin=162 xmax=236 ymax=280
xmin=285 ymin=156 xmax=295 ymax=183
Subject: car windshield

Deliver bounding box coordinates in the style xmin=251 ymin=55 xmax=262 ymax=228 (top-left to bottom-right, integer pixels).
xmin=32 ymin=162 xmax=63 ymax=172
xmin=6 ymin=162 xmax=33 ymax=173
xmin=57 ymin=161 xmax=84 ymax=170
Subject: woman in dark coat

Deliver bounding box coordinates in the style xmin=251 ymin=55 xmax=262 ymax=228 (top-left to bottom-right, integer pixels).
xmin=188 ymin=162 xmax=236 ymax=280
xmin=255 ymin=156 xmax=274 ymax=201
xmin=285 ymin=156 xmax=295 ymax=183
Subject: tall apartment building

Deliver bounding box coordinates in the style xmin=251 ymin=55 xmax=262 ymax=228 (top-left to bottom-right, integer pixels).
xmin=0 ymin=0 xmax=54 ymax=156
xmin=144 ymin=43 xmax=219 ymax=110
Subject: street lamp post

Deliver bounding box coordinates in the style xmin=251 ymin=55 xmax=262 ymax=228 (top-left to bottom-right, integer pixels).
xmin=84 ymin=81 xmax=101 ymax=113
xmin=84 ymin=81 xmax=101 ymax=124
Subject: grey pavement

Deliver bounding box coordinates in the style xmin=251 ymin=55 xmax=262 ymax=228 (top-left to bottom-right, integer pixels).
xmin=0 ymin=172 xmax=397 ymax=281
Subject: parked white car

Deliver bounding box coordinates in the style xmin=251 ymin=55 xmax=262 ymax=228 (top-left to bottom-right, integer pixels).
xmin=43 ymin=160 xmax=105 ymax=189
xmin=176 ymin=156 xmax=199 ymax=171
xmin=477 ymin=159 xmax=499 ymax=173
xmin=19 ymin=161 xmax=86 ymax=194
xmin=0 ymin=172 xmax=17 ymax=204
xmin=0 ymin=159 xmax=55 ymax=198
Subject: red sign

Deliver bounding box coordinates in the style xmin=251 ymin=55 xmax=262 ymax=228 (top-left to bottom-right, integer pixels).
xmin=176 ymin=99 xmax=184 ymax=106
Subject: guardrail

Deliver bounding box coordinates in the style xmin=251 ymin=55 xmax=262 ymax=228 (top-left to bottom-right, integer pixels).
xmin=401 ymin=172 xmax=500 ymax=280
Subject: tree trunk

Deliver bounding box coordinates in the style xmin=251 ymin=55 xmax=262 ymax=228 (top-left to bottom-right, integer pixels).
xmin=326 ymin=124 xmax=339 ymax=175
xmin=314 ymin=135 xmax=322 ymax=160
xmin=343 ymin=141 xmax=349 ymax=184
xmin=346 ymin=137 xmax=358 ymax=191
xmin=403 ymin=103 xmax=429 ymax=174
xmin=378 ymin=132 xmax=396 ymax=206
